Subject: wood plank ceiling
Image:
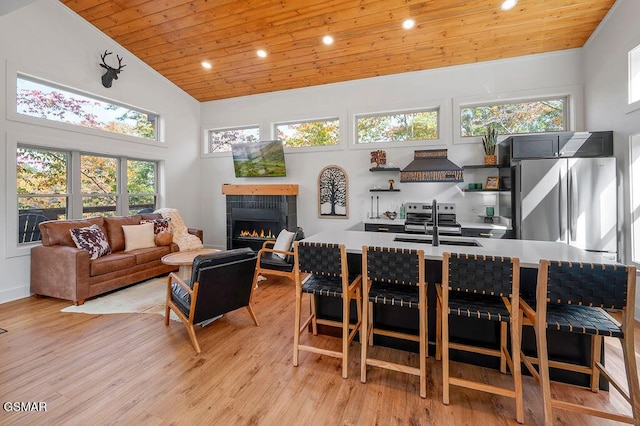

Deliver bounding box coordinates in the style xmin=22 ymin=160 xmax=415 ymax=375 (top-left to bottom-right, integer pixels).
xmin=60 ymin=0 xmax=616 ymax=102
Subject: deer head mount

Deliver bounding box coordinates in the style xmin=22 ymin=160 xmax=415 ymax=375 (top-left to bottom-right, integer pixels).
xmin=99 ymin=50 xmax=126 ymax=88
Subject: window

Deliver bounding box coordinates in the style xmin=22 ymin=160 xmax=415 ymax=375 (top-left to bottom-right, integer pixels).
xmin=460 ymin=97 xmax=566 ymax=137
xmin=81 ymin=154 xmax=118 ymax=218
xmin=16 ymin=146 xmax=158 ymax=244
xmin=629 ymin=44 xmax=640 ymax=105
xmin=630 ymin=133 xmax=640 ymax=265
xmin=208 ymin=126 xmax=260 ymax=152
xmin=275 ymin=118 xmax=339 ymax=147
xmin=16 ymin=75 xmax=158 ymax=140
xmin=356 ymin=109 xmax=438 ymax=144
xmin=17 ymin=148 xmax=69 ymax=242
xmin=127 ymin=160 xmax=157 ymax=214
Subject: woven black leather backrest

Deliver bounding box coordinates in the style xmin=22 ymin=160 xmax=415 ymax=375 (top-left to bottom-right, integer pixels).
xmin=297 ymin=242 xmax=343 ymax=276
xmin=546 ymin=261 xmax=628 ymax=309
xmin=447 ymin=253 xmax=514 ymax=296
xmin=365 ymin=246 xmax=422 ymax=285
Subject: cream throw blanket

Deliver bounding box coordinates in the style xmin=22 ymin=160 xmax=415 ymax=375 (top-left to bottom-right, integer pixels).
xmin=155 ymin=208 xmax=204 ymax=251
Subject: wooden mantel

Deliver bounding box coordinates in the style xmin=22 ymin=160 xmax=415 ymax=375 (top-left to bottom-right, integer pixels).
xmin=221 ymin=184 xmax=299 ymax=196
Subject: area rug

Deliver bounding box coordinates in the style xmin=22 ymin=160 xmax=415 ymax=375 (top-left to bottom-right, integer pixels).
xmin=61 ymin=277 xmax=179 ymax=321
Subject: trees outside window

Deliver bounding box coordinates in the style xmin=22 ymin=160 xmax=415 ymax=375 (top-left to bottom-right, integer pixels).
xmin=356 ymin=109 xmax=438 ymax=144
xmin=16 ymin=147 xmax=159 ymax=243
xmin=460 ymin=97 xmax=566 ymax=137
xmin=208 ymin=126 xmax=260 ymax=152
xmin=275 ymin=118 xmax=339 ymax=147
xmin=16 ymin=75 xmax=158 ymax=140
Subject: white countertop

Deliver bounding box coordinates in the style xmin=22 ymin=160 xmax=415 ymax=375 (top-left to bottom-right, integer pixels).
xmin=302 ymin=230 xmax=612 ymax=268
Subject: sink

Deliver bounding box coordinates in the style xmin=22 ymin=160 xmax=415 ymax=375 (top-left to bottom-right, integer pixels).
xmin=393 ymin=236 xmax=482 ymax=247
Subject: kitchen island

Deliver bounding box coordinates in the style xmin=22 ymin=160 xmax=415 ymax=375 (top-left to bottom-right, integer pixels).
xmin=301 ymin=230 xmax=614 ymax=387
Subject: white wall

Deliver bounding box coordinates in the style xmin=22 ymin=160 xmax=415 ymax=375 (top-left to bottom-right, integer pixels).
xmin=200 ymin=50 xmax=585 ymax=249
xmin=0 ymin=0 xmax=201 ymax=304
xmin=583 ymin=0 xmax=640 ymax=318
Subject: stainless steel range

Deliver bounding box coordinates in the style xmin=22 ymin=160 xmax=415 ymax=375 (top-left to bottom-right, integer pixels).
xmin=404 ymin=202 xmax=461 ymax=235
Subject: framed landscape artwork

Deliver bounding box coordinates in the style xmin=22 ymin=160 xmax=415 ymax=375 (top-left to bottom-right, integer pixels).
xmin=318 ymin=165 xmax=348 ymax=218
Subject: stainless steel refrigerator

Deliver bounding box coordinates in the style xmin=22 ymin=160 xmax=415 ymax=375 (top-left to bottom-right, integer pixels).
xmin=513 ymin=157 xmax=617 ymax=256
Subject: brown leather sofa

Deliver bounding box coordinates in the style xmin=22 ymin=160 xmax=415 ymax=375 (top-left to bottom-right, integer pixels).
xmin=30 ymin=213 xmax=203 ymax=305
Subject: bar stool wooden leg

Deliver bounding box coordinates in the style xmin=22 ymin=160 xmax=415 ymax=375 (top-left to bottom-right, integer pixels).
xmin=622 ymin=321 xmax=640 ymax=424
xmin=310 ymin=294 xmax=318 ymax=335
xmin=500 ymin=322 xmax=507 ymax=374
xmin=342 ymin=293 xmax=349 ymax=379
xmin=590 ymin=335 xmax=602 ymax=392
xmin=293 ymin=289 xmax=303 ymax=367
xmin=511 ymin=308 xmax=524 ymax=424
xmin=435 ymin=297 xmax=442 ymax=361
xmin=419 ymin=284 xmax=427 ymax=398
xmin=360 ymin=280 xmax=369 ymax=384
xmin=442 ymin=302 xmax=450 ymax=405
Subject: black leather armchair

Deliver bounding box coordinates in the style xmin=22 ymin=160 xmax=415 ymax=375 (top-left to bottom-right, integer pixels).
xmin=165 ymin=247 xmax=259 ymax=353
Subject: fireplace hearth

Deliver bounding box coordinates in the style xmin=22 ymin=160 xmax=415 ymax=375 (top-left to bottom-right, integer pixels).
xmin=224 ymin=186 xmax=298 ymax=251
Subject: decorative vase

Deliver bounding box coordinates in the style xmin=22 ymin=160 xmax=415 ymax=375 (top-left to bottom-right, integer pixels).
xmin=484 ymin=154 xmax=497 ymax=165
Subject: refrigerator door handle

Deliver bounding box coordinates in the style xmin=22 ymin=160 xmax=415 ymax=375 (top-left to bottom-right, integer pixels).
xmin=570 ymin=167 xmax=577 ymax=241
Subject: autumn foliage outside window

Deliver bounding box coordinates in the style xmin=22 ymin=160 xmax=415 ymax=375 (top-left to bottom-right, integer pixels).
xmin=460 ymin=97 xmax=566 ymax=137
xmin=275 ymin=118 xmax=340 ymax=147
xmin=356 ymin=109 xmax=439 ymax=144
xmin=16 ymin=75 xmax=158 ymax=140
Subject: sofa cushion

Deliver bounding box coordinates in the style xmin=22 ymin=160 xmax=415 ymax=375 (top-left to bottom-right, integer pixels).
xmin=40 ymin=217 xmax=104 ymax=247
xmin=70 ymin=224 xmax=112 ymax=260
xmin=90 ymin=252 xmax=137 ymax=276
xmin=132 ymin=246 xmax=172 ymax=265
xmin=122 ymin=223 xmax=155 ymax=251
xmin=141 ymin=218 xmax=171 ymax=234
xmin=104 ymin=216 xmax=141 ymax=252
xmin=155 ymin=232 xmax=173 ymax=246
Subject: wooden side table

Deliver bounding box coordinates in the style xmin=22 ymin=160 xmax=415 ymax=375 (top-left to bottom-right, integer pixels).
xmin=161 ymin=249 xmax=219 ymax=280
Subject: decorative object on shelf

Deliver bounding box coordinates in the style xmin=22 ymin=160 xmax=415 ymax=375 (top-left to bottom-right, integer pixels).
xmin=486 ymin=176 xmax=500 ymax=190
xmin=482 ymin=125 xmax=498 ymax=165
xmin=318 ymin=165 xmax=348 ymax=218
xmin=399 ymin=203 xmax=406 ymax=219
xmin=400 ymin=149 xmax=463 ymax=183
xmin=485 ymin=205 xmax=495 ymax=217
xmin=383 ymin=211 xmax=397 ymax=220
xmin=99 ymin=50 xmax=126 ymax=88
xmin=370 ymin=150 xmax=387 ymax=167
xmin=388 ymin=179 xmax=395 ymax=190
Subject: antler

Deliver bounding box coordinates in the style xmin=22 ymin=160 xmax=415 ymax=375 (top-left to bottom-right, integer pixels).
xmin=100 ymin=50 xmax=126 ymax=71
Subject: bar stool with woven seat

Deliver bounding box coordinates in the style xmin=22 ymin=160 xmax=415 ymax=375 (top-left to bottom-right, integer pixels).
xmin=436 ymin=252 xmax=524 ymax=424
xmin=520 ymin=260 xmax=639 ymax=425
xmin=292 ymin=241 xmax=362 ymax=379
xmin=360 ymin=246 xmax=427 ymax=398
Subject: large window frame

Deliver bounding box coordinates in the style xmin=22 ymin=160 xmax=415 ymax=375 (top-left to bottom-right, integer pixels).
xmin=452 ymin=86 xmax=582 ymax=145
xmin=15 ymin=144 xmax=159 ymax=248
xmin=207 ymin=125 xmax=260 ymax=153
xmin=630 ymin=132 xmax=640 ymax=267
xmin=7 ymin=70 xmax=161 ymax=145
xmin=354 ymin=107 xmax=440 ymax=145
xmin=273 ymin=117 xmax=340 ymax=148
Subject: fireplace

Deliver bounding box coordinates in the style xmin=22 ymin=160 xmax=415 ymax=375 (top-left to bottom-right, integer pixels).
xmin=232 ymin=208 xmax=281 ymax=249
xmin=224 ymin=185 xmax=298 ymax=251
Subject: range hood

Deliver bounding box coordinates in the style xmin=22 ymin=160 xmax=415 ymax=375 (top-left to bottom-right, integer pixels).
xmin=400 ymin=149 xmax=463 ymax=183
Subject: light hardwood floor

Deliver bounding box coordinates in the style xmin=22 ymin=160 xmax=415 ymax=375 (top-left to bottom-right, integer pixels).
xmin=0 ymin=276 xmax=638 ymax=425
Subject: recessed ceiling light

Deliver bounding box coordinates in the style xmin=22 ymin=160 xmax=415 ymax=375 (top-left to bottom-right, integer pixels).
xmin=501 ymin=0 xmax=517 ymax=11
xmin=322 ymin=35 xmax=334 ymax=45
xmin=257 ymin=49 xmax=267 ymax=58
xmin=201 ymin=61 xmax=212 ymax=69
xmin=402 ymin=18 xmax=415 ymax=30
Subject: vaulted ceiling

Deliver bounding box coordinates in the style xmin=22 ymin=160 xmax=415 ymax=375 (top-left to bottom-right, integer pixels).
xmin=60 ymin=0 xmax=616 ymax=102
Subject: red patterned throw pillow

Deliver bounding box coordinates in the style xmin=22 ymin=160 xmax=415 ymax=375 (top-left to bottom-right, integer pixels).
xmin=69 ymin=224 xmax=112 ymax=260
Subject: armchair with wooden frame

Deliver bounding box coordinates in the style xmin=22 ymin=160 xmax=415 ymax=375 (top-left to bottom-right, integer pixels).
xmin=252 ymin=227 xmax=304 ymax=287
xmin=165 ymin=247 xmax=259 ymax=353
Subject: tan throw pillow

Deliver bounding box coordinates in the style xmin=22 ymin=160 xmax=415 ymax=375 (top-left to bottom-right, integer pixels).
xmin=122 ymin=222 xmax=155 ymax=251
xmin=155 ymin=232 xmax=173 ymax=246
xmin=272 ymin=229 xmax=295 ymax=259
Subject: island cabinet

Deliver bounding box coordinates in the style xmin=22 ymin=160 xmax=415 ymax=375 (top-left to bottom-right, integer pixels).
xmin=303 ymin=230 xmax=612 ymax=389
xmin=364 ymin=223 xmax=405 ymax=233
xmin=461 ymin=227 xmax=513 ymax=239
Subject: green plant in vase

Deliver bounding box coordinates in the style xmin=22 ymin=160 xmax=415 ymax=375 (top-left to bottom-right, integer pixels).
xmin=482 ymin=125 xmax=498 ymax=165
